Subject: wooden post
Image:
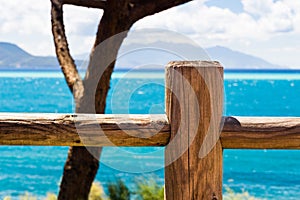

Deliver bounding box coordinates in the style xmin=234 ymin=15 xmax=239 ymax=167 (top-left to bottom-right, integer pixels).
xmin=165 ymin=61 xmax=224 ymax=200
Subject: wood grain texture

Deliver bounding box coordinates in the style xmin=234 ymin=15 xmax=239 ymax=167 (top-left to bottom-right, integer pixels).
xmin=221 ymin=116 xmax=300 ymax=149
xmin=165 ymin=61 xmax=224 ymax=200
xmin=2 ymin=113 xmax=300 ymax=149
xmin=0 ymin=113 xmax=170 ymax=146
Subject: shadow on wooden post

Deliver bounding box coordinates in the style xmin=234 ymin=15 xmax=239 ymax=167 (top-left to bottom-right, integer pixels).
xmin=165 ymin=61 xmax=224 ymax=200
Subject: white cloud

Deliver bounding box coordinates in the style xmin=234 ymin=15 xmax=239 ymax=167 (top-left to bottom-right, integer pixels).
xmin=134 ymin=1 xmax=266 ymax=43
xmin=133 ymin=0 xmax=300 ymax=67
xmin=63 ymin=5 xmax=102 ymax=56
xmin=242 ymin=0 xmax=294 ymax=33
xmin=242 ymin=0 xmax=273 ymax=17
xmin=135 ymin=0 xmax=299 ymax=39
xmin=0 ymin=1 xmax=101 ymax=56
xmin=64 ymin=5 xmax=102 ymax=36
xmin=278 ymin=0 xmax=300 ymax=32
xmin=0 ymin=0 xmax=299 ymax=67
xmin=0 ymin=1 xmax=53 ymax=55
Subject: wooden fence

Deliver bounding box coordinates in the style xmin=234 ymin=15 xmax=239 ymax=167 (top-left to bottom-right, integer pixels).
xmin=1 ymin=61 xmax=300 ymax=199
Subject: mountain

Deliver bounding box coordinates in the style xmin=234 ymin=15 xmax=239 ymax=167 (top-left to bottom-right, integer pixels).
xmin=0 ymin=42 xmax=59 ymax=70
xmin=0 ymin=42 xmax=284 ymax=70
xmin=0 ymin=42 xmax=84 ymax=70
xmin=206 ymin=46 xmax=283 ymax=69
xmin=114 ymin=43 xmax=284 ymax=70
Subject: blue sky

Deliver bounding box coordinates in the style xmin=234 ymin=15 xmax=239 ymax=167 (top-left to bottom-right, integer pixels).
xmin=205 ymin=0 xmax=244 ymax=14
xmin=0 ymin=0 xmax=300 ymax=68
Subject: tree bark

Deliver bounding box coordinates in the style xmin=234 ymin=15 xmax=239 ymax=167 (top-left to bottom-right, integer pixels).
xmin=51 ymin=0 xmax=84 ymax=107
xmin=50 ymin=0 xmax=194 ymax=199
xmin=51 ymin=1 xmax=101 ymax=199
xmin=63 ymin=0 xmax=106 ymax=9
xmin=52 ymin=0 xmax=135 ymax=199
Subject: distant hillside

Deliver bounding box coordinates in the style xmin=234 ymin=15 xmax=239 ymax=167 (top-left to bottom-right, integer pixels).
xmin=114 ymin=43 xmax=284 ymax=70
xmin=0 ymin=42 xmax=284 ymax=70
xmin=0 ymin=42 xmax=31 ymax=63
xmin=206 ymin=46 xmax=283 ymax=69
xmin=0 ymin=42 xmax=83 ymax=70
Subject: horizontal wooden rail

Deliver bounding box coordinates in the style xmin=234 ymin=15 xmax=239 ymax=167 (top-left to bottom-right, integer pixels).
xmin=0 ymin=113 xmax=170 ymax=146
xmin=221 ymin=117 xmax=300 ymax=149
xmin=1 ymin=113 xmax=300 ymax=149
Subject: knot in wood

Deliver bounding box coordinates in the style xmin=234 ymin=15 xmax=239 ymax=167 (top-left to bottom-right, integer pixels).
xmin=212 ymin=193 xmax=218 ymax=200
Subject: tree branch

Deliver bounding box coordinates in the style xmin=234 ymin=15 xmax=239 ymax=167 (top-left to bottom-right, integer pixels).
xmin=62 ymin=0 xmax=106 ymax=9
xmin=80 ymin=0 xmax=134 ymax=114
xmin=50 ymin=0 xmax=84 ymax=105
xmin=131 ymin=0 xmax=193 ymax=21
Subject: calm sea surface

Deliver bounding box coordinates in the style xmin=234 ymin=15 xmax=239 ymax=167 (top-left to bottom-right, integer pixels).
xmin=1 ymin=70 xmax=300 ymax=199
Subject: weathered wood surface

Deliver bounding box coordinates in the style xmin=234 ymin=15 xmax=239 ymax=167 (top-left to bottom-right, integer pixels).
xmin=221 ymin=116 xmax=300 ymax=149
xmin=164 ymin=61 xmax=224 ymax=200
xmin=1 ymin=113 xmax=300 ymax=149
xmin=0 ymin=113 xmax=170 ymax=146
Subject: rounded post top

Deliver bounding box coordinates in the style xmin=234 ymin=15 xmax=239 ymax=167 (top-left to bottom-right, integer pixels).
xmin=166 ymin=61 xmax=222 ymax=69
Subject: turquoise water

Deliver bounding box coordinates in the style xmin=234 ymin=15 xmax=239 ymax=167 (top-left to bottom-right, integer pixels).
xmin=1 ymin=70 xmax=300 ymax=199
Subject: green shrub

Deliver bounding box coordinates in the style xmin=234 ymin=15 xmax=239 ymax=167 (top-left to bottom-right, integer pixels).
xmin=107 ymin=179 xmax=130 ymax=200
xmin=135 ymin=177 xmax=164 ymax=200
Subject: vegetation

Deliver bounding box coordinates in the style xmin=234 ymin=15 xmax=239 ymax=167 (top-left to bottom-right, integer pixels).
xmin=134 ymin=177 xmax=164 ymax=200
xmin=4 ymin=180 xmax=262 ymax=200
xmin=107 ymin=179 xmax=130 ymax=200
xmin=89 ymin=182 xmax=105 ymax=200
xmin=223 ymin=187 xmax=263 ymax=200
xmin=45 ymin=193 xmax=57 ymax=200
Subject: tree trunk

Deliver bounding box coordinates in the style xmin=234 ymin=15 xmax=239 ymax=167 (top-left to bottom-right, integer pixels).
xmin=55 ymin=1 xmax=134 ymax=199
xmin=51 ymin=0 xmax=193 ymax=199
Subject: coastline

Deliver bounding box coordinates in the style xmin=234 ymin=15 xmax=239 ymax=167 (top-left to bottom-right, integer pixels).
xmin=1 ymin=68 xmax=300 ymax=80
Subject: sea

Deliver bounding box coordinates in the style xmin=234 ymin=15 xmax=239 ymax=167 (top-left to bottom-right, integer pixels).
xmin=1 ymin=69 xmax=300 ymax=199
